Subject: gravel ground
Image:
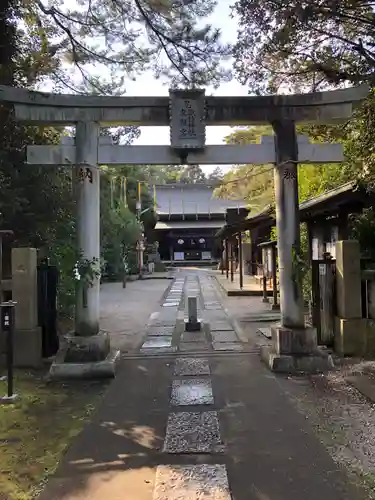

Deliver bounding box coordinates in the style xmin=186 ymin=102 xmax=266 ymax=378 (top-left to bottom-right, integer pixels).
xmin=219 ymin=287 xmax=375 ymax=497
xmin=99 ymin=279 xmax=171 ymax=352
xmin=278 ymin=362 xmax=375 ymax=497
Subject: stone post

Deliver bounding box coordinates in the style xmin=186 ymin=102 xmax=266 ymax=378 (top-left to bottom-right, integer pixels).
xmin=335 ymin=240 xmax=366 ymax=355
xmin=11 ymin=248 xmax=42 ymax=367
xmin=75 ymin=121 xmax=100 ymax=337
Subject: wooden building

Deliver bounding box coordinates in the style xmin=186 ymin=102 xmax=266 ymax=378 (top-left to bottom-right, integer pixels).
xmin=152 ymin=183 xmax=246 ymax=265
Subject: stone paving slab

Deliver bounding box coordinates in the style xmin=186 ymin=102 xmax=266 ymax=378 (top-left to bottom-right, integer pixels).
xmin=174 ymin=358 xmax=211 ymax=376
xmin=163 ymin=411 xmax=224 ymax=453
xmin=211 ymin=330 xmax=238 ymax=343
xmin=150 ymin=320 xmax=177 ymax=327
xmin=142 ymin=337 xmax=173 ymax=349
xmin=147 ymin=327 xmax=174 ymax=337
xmin=210 ymin=322 xmax=233 ymax=332
xmin=170 ymin=378 xmax=214 ymax=406
xmin=153 ymin=464 xmax=231 ymax=500
xmin=179 ymin=342 xmax=211 ymax=352
xmin=213 ymin=343 xmax=243 ymax=352
xmin=140 ymin=346 xmax=177 ymax=355
xmin=181 ymin=331 xmax=206 ymax=343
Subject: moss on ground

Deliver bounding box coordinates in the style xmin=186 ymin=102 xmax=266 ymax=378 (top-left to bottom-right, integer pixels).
xmin=0 ymin=370 xmax=108 ymax=500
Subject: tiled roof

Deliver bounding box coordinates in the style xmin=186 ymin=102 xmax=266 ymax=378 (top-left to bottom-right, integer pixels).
xmin=154 ymin=183 xmax=246 ymax=215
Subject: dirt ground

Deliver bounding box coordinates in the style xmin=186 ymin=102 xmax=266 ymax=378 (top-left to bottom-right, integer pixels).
xmin=100 ymin=279 xmax=171 ymax=352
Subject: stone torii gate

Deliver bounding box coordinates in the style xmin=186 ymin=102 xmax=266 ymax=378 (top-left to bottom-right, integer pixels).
xmin=0 ymin=84 xmax=367 ymax=377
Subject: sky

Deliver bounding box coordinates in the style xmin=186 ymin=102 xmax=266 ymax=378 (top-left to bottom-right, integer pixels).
xmin=127 ymin=1 xmax=249 ymax=174
xmin=57 ymin=0 xmax=250 ymax=174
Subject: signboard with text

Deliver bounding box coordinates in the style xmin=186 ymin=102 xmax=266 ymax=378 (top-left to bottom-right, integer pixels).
xmin=169 ymin=89 xmax=206 ymax=150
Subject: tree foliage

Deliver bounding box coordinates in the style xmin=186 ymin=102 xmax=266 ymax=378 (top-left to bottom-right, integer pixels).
xmin=214 ymin=126 xmax=274 ymax=209
xmin=232 ymin=0 xmax=375 ymax=93
xmin=23 ymin=0 xmax=231 ymax=93
xmin=215 ymin=124 xmax=358 ymax=211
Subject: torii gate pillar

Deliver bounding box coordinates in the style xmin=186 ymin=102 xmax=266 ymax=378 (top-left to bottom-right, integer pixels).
xmin=75 ymin=121 xmax=101 ymax=337
xmin=272 ymin=120 xmax=304 ymax=329
xmin=261 ymin=121 xmax=334 ymax=373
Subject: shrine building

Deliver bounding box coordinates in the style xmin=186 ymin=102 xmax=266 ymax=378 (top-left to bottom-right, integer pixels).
xmin=153 ymin=183 xmax=246 ymax=265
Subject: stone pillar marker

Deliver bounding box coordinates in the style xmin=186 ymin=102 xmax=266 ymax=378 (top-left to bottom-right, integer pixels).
xmin=335 ymin=240 xmax=366 ymax=355
xmin=260 ymin=121 xmax=334 ymax=373
xmin=11 ymin=248 xmax=42 ymax=367
xmin=185 ymin=296 xmax=201 ymax=332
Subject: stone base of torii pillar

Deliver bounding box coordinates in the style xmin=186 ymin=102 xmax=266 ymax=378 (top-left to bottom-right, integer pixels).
xmin=260 ymin=120 xmax=334 ymax=374
xmin=260 ymin=326 xmax=334 ymax=374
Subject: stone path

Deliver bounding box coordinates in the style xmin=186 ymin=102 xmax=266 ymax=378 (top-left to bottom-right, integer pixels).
xmin=99 ymin=280 xmax=171 ymax=352
xmin=139 ymin=272 xmax=245 ymax=357
xmin=38 ymin=270 xmax=367 ymax=500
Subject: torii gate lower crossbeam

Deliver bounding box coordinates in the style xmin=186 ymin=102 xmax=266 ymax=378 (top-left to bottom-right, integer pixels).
xmin=28 ymin=131 xmax=344 ymax=347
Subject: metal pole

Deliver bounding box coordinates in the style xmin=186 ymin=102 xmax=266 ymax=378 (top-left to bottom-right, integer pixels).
xmin=238 ymin=233 xmax=243 ymax=290
xmin=0 ymin=301 xmax=18 ymax=403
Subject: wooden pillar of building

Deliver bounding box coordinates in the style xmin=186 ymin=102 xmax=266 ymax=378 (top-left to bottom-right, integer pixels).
xmin=225 ymin=239 xmax=229 ymax=280
xmin=338 ymin=212 xmax=349 ymax=240
xmin=230 ymin=241 xmax=234 ymax=283
xmin=238 ymin=232 xmax=243 ymax=290
xmin=307 ymin=221 xmax=322 ymax=335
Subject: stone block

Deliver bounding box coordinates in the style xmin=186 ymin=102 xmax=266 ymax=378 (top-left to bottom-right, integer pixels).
xmin=49 ymin=349 xmax=120 ymax=379
xmin=13 ymin=327 xmax=43 ymax=368
xmin=271 ymin=325 xmax=317 ymax=355
xmin=260 ymin=346 xmax=334 ymax=374
xmin=11 ymin=248 xmax=38 ymax=331
xmin=335 ymin=240 xmax=362 ymax=319
xmin=334 ymin=317 xmax=366 ymax=356
xmin=184 ymin=319 xmax=201 ymax=332
xmin=64 ymin=332 xmax=110 ymax=362
xmin=365 ymin=320 xmax=375 ymax=356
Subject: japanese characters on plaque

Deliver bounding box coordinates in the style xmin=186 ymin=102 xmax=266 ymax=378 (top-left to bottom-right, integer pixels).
xmin=169 ymin=89 xmax=206 ymax=150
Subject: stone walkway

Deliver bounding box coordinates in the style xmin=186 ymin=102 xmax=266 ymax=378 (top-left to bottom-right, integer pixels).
xmin=38 ymin=270 xmax=366 ymax=500
xmin=139 ymin=273 xmax=245 ymax=357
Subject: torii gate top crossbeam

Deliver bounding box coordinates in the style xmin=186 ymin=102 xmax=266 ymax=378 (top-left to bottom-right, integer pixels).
xmin=0 ymin=85 xmax=368 ymax=126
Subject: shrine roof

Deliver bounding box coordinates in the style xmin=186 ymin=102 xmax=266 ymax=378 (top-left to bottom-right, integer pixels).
xmin=217 ymin=181 xmax=373 ymax=238
xmin=154 ymin=183 xmax=246 ymax=216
